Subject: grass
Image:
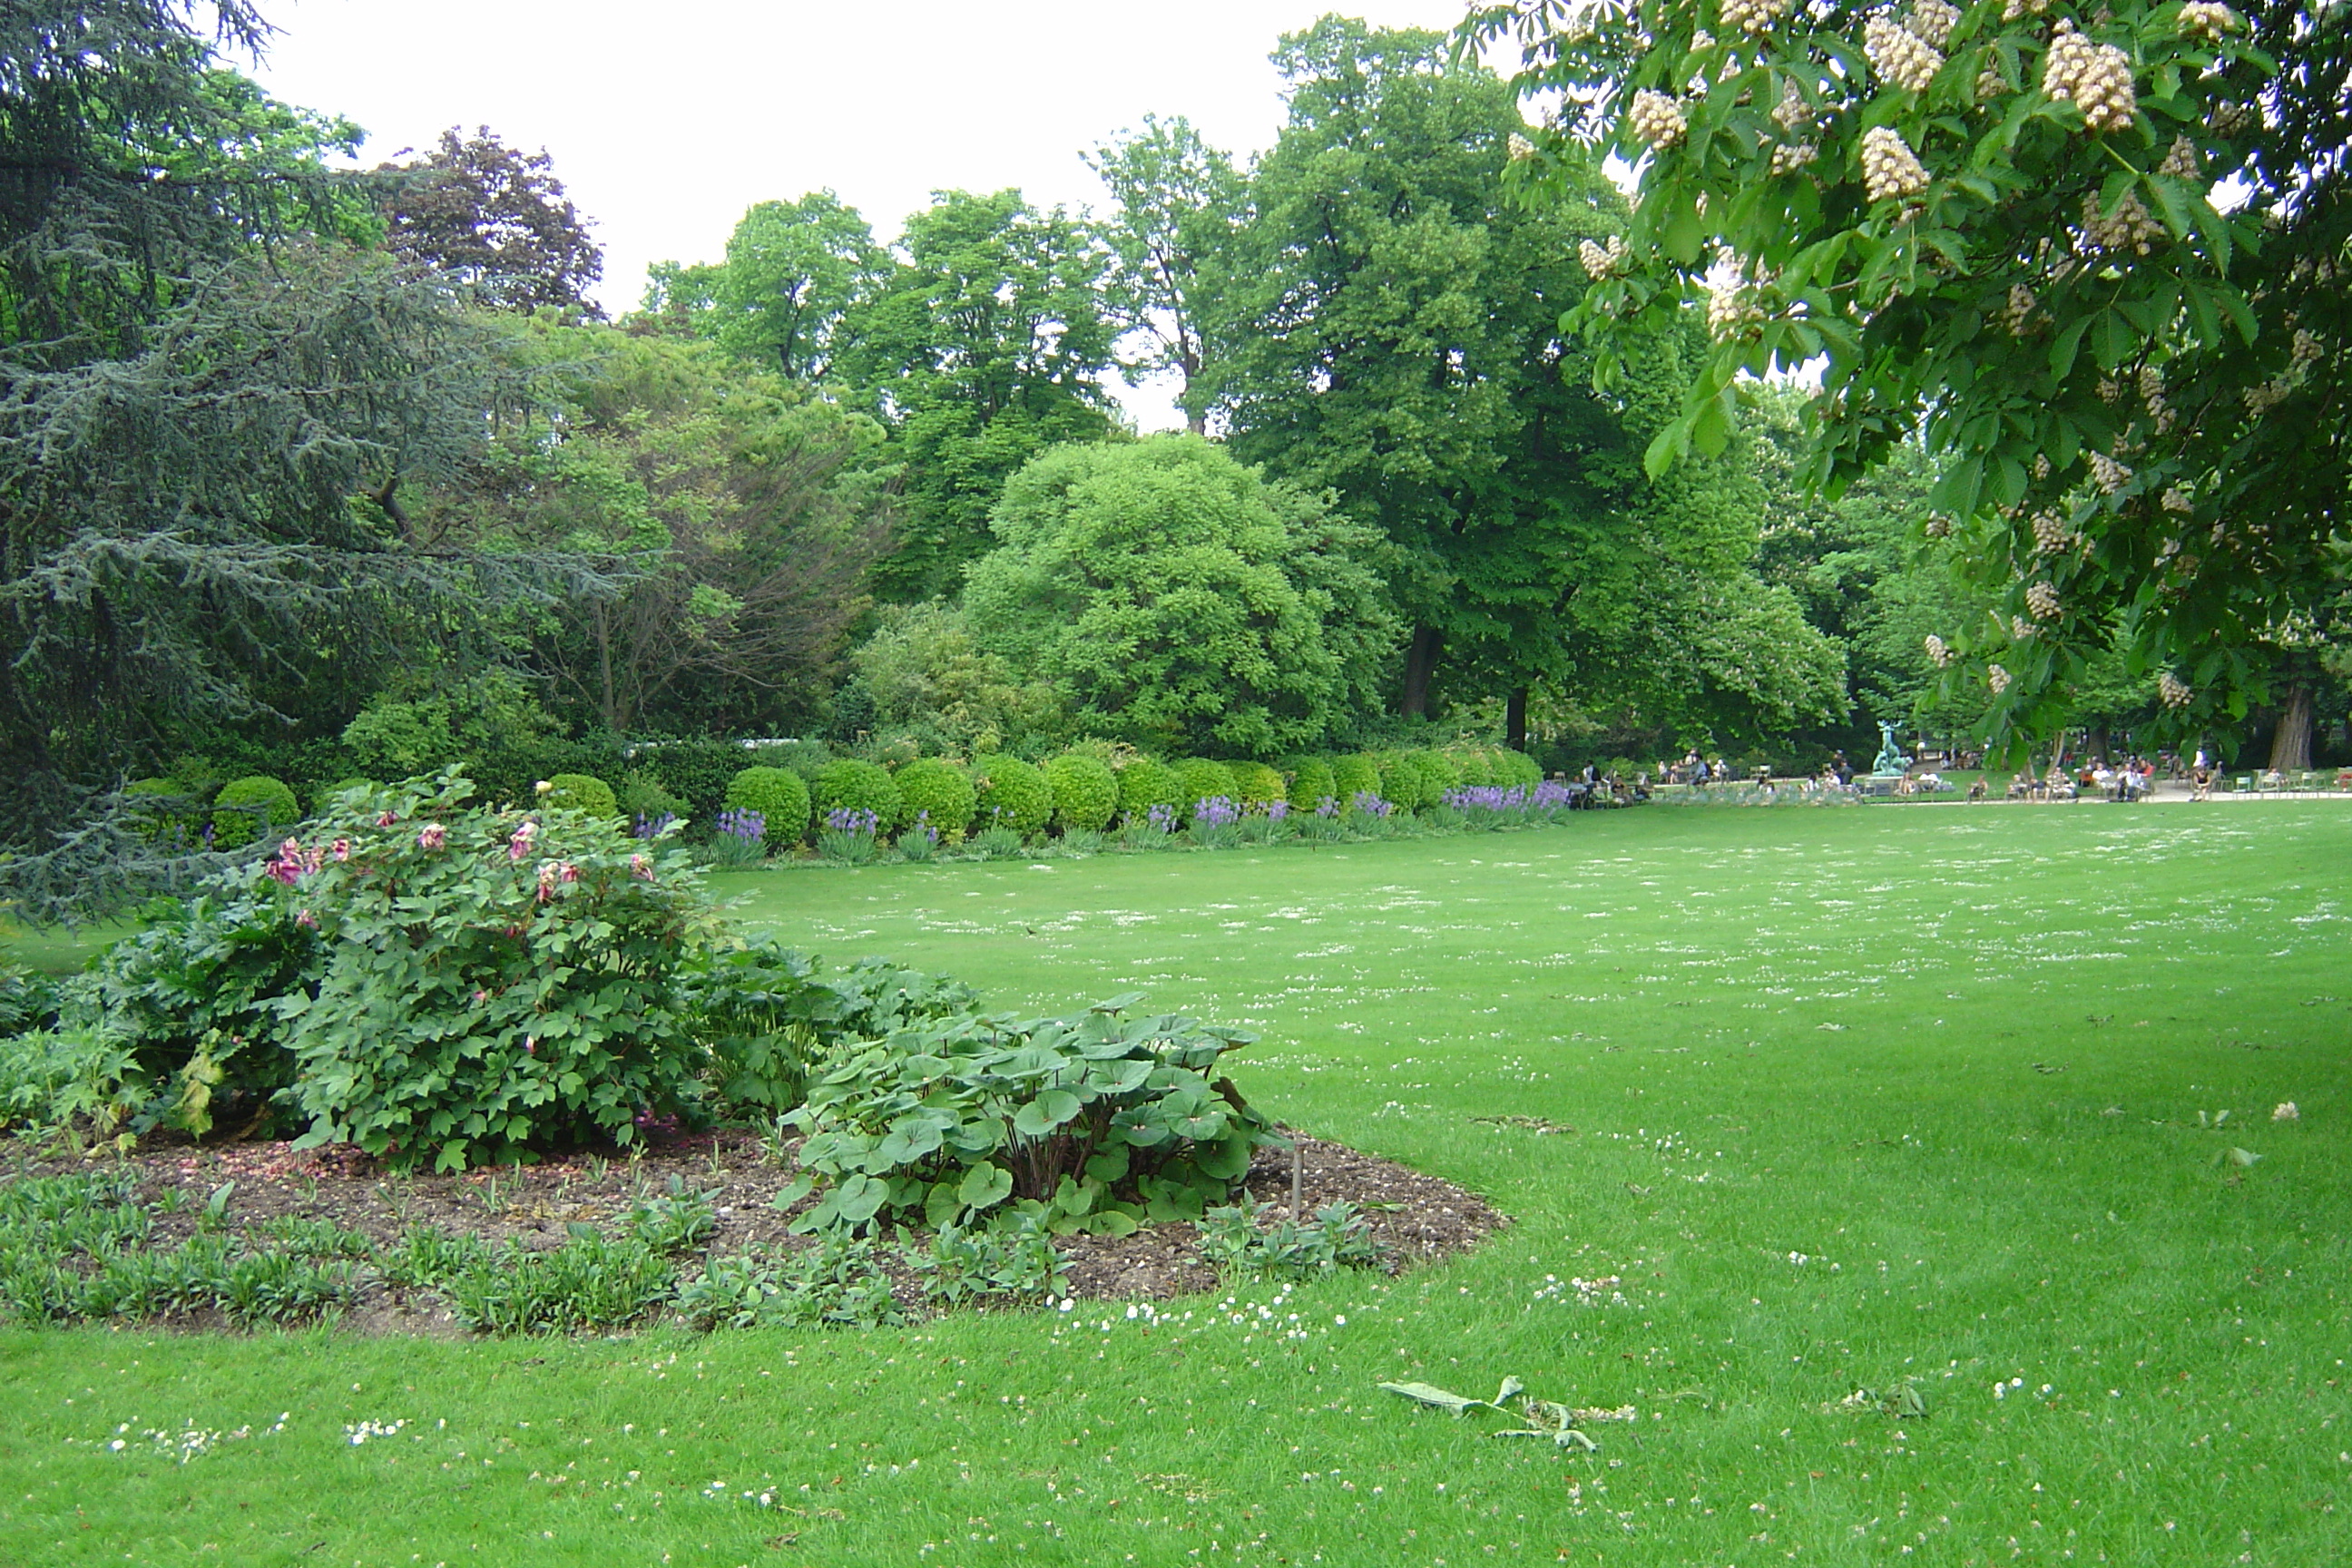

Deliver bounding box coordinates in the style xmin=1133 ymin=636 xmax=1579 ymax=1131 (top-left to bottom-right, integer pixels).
xmin=4 ymin=803 xmax=2348 ymax=1564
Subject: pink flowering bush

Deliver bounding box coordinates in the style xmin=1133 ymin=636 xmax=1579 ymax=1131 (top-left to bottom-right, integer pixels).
xmin=268 ymin=770 xmax=720 ymax=1171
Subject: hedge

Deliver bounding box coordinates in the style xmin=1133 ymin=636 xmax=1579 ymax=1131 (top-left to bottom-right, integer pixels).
xmin=1232 ymin=761 xmax=1287 ymax=809
xmin=1115 ymin=758 xmax=1184 ymax=824
xmin=973 ymin=754 xmax=1053 ymax=837
xmin=724 ymin=766 xmax=811 ymax=848
xmin=1044 ymin=754 xmax=1120 ymax=833
xmin=894 ymin=758 xmax=978 ymax=839
xmin=1281 ymin=756 xmax=1338 ymax=811
xmin=1328 ymin=754 xmax=1381 ymax=808
xmin=812 ymin=760 xmax=906 ymax=835
xmin=211 ymin=775 xmax=301 ymax=848
xmin=545 ymin=773 xmax=619 ymax=819
xmin=1174 ymin=759 xmax=1239 ymax=818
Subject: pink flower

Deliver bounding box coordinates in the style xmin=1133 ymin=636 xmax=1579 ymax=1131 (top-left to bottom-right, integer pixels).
xmin=375 ymin=810 xmax=397 ymax=828
xmin=471 ymin=989 xmax=488 ymax=1005
xmin=524 ymin=1036 xmax=536 ymax=1055
xmin=535 ymin=861 xmax=559 ymax=902
xmin=629 ymin=853 xmax=653 ymax=881
xmin=330 ymin=838 xmax=350 ymax=862
xmin=508 ymin=821 xmax=538 ymax=862
xmin=557 ymin=861 xmax=580 ymax=884
xmin=295 ymin=909 xmax=318 ymax=928
xmin=417 ymin=823 xmax=446 ymax=851
xmin=264 ymin=838 xmax=306 ymax=886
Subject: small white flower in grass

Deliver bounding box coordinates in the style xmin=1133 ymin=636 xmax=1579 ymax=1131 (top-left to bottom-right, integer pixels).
xmin=2273 ymin=1102 xmax=2299 ymax=1122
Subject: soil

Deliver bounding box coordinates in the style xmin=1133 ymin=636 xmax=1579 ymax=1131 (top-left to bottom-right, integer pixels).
xmin=17 ymin=1129 xmax=1504 ymax=1336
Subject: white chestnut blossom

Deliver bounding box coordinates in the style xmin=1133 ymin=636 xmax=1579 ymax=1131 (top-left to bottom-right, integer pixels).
xmin=1629 ymin=89 xmax=1688 ymax=150
xmin=1987 ymin=663 xmax=2013 ymax=695
xmin=2178 ymin=2 xmax=2239 ymax=42
xmin=1866 ymin=14 xmax=1945 ymax=93
xmin=2158 ymin=671 xmax=2193 ymax=708
xmin=2043 ymin=23 xmax=2137 ymax=132
xmin=2025 ymin=582 xmax=2062 ymax=621
xmin=1720 ymin=0 xmax=1791 ymax=36
xmin=1860 ymin=125 xmax=1930 ymax=202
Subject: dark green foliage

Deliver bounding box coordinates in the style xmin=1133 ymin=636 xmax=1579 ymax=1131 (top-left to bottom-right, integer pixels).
xmin=893 ymin=758 xmax=978 ymax=840
xmin=628 ymin=740 xmax=757 ymax=826
xmin=617 ymin=771 xmax=687 ymax=828
xmin=1115 ymin=758 xmax=1183 ymax=822
xmin=1174 ymin=760 xmax=1237 ymax=812
xmin=258 ymin=773 xmax=714 ymax=1170
xmin=1281 ymin=757 xmax=1338 ymax=810
xmin=972 ymin=754 xmax=1052 ymax=837
xmin=210 ymin=777 xmax=301 ymax=848
xmin=811 ymin=760 xmax=906 ymax=835
xmin=544 ymin=773 xmax=618 ymax=818
xmin=1042 ymin=754 xmax=1119 ymax=833
xmin=780 ymin=995 xmax=1277 ymax=1237
xmin=724 ymin=766 xmax=810 ymax=848
xmin=1196 ymin=1193 xmax=1385 ymax=1280
xmin=438 ymin=1232 xmax=676 ymax=1335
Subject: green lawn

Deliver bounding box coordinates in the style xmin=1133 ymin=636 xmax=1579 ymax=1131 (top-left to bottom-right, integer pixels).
xmin=5 ymin=804 xmax=2347 ymax=1565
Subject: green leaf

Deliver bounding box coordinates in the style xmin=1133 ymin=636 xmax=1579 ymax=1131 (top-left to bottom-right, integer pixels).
xmin=956 ymin=1161 xmax=1014 ymax=1211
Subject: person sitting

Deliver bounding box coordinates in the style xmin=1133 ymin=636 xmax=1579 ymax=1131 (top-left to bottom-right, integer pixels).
xmin=1967 ymin=778 xmax=1988 ymax=803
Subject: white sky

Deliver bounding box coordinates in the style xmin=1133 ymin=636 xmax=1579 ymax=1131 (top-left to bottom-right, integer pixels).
xmin=246 ymin=0 xmax=1495 ymax=431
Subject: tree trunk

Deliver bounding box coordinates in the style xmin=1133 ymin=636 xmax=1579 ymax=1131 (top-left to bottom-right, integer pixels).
xmin=1400 ymin=625 xmax=1440 ymax=720
xmin=1505 ymin=686 xmax=1528 ymax=751
xmin=2269 ymin=679 xmax=2314 ymax=772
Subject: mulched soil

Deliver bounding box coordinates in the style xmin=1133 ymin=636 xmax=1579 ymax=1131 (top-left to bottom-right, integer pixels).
xmin=15 ymin=1129 xmax=1504 ymax=1336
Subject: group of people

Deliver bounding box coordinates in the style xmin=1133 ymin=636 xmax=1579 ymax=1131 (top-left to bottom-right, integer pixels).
xmin=1999 ymin=757 xmax=2158 ymax=802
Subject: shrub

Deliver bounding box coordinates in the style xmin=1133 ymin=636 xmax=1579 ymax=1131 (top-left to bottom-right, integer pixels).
xmin=812 ymin=760 xmax=906 ymax=837
xmin=210 ymin=776 xmax=300 ymax=848
xmin=1115 ymin=758 xmax=1183 ymax=822
xmin=1232 ymin=762 xmax=1287 ymax=810
xmin=1043 ymin=754 xmax=1119 ymax=833
xmin=1329 ymin=754 xmax=1380 ymax=805
xmin=1373 ymin=752 xmax=1428 ymax=811
xmin=1406 ymin=750 xmax=1460 ymax=802
xmin=965 ymin=825 xmax=1027 ymax=860
xmin=266 ymin=771 xmax=715 ymax=1170
xmin=618 ymin=770 xmax=687 ymax=828
xmin=544 ymin=772 xmax=618 ymax=819
xmin=625 ymin=739 xmax=750 ymax=824
xmin=1174 ymin=760 xmax=1238 ymax=820
xmin=1448 ymin=749 xmax=1494 ymax=787
xmin=1280 ymin=756 xmax=1338 ymax=812
xmin=972 ymin=754 xmax=1052 ymax=836
xmin=740 ymin=738 xmax=834 ymax=783
xmin=1494 ymin=749 xmax=1544 ymax=788
xmin=0 ymin=1027 xmax=142 ymax=1138
xmin=893 ymin=759 xmax=977 ymax=840
xmin=782 ymin=996 xmax=1277 ymax=1236
xmin=725 ymin=766 xmax=810 ymax=848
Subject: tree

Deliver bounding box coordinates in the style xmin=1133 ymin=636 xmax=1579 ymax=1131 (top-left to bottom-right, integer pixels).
xmin=642 ymin=191 xmax=886 ymax=380
xmin=1220 ymin=17 xmax=1836 ymax=737
xmin=449 ymin=326 xmax=893 ymax=736
xmin=838 ymin=190 xmax=1121 ymax=600
xmin=1084 ymin=116 xmax=1248 ymax=436
xmin=1472 ymin=0 xmax=2351 ymax=752
xmin=962 ymin=436 xmax=1399 ymax=757
xmin=381 ymin=126 xmax=603 ymax=315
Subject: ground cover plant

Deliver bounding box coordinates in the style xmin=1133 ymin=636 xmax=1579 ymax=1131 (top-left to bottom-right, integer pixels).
xmin=2 ymin=804 xmax=2347 ymax=1563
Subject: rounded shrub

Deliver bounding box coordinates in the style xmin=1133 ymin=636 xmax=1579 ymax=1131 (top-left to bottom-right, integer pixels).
xmin=1494 ymin=749 xmax=1544 ymax=789
xmin=1448 ymin=749 xmax=1495 ymax=788
xmin=544 ymin=773 xmax=619 ymax=819
xmin=1406 ymin=750 xmax=1460 ymax=802
xmin=812 ymin=760 xmax=906 ymax=836
xmin=893 ymin=758 xmax=978 ymax=840
xmin=1329 ymin=754 xmax=1381 ymax=808
xmin=1115 ymin=758 xmax=1183 ymax=822
xmin=1174 ymin=759 xmax=1238 ymax=817
xmin=725 ymin=765 xmax=811 ymax=848
xmin=1232 ymin=762 xmax=1287 ymax=810
xmin=973 ymin=754 xmax=1054 ymax=837
xmin=211 ymin=775 xmax=301 ymax=848
xmin=1373 ymin=753 xmax=1428 ymax=811
xmin=1044 ymin=753 xmax=1120 ymax=833
xmin=1281 ymin=756 xmax=1338 ymax=811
